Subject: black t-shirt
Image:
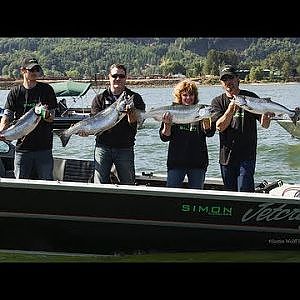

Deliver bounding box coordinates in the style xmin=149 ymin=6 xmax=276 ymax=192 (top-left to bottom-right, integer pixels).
xmin=159 ymin=120 xmax=216 ymax=170
xmin=4 ymin=82 xmax=57 ymax=152
xmin=91 ymin=87 xmax=145 ymax=148
xmin=211 ymin=90 xmax=261 ymax=165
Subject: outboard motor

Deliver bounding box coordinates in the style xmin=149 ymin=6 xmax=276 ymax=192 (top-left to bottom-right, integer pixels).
xmin=255 ymin=180 xmax=269 ymax=192
xmin=256 ymin=179 xmax=283 ymax=193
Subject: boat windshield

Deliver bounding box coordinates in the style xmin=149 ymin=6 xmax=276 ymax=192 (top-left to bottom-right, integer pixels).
xmin=50 ymin=81 xmax=92 ymax=98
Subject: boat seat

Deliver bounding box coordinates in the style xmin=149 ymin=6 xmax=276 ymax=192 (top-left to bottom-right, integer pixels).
xmin=53 ymin=157 xmax=121 ymax=184
xmin=53 ymin=158 xmax=94 ymax=183
xmin=0 ymin=158 xmax=5 ymax=177
xmin=64 ymin=159 xmax=95 ymax=183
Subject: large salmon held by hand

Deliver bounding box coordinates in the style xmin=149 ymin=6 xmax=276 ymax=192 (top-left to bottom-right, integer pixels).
xmin=233 ymin=95 xmax=300 ymax=125
xmin=136 ymin=103 xmax=217 ymax=126
xmin=55 ymin=93 xmax=133 ymax=147
xmin=0 ymin=103 xmax=46 ymax=141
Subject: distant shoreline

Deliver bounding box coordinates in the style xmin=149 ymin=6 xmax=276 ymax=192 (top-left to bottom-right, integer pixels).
xmin=0 ymin=78 xmax=194 ymax=90
xmin=0 ymin=77 xmax=299 ymax=90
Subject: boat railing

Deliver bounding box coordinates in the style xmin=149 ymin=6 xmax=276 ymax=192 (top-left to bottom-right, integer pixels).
xmin=1 ymin=141 xmax=288 ymax=193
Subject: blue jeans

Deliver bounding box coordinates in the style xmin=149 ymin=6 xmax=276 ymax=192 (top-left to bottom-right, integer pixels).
xmin=167 ymin=168 xmax=206 ymax=189
xmin=14 ymin=149 xmax=54 ymax=180
xmin=220 ymin=160 xmax=255 ymax=192
xmin=94 ymin=145 xmax=135 ymax=184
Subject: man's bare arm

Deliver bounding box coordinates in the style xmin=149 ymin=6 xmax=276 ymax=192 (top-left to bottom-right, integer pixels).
xmin=216 ymin=102 xmax=236 ymax=132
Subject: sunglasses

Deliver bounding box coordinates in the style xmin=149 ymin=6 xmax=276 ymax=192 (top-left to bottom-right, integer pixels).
xmin=111 ymin=73 xmax=126 ymax=79
xmin=221 ymin=75 xmax=235 ymax=81
xmin=26 ymin=67 xmax=40 ymax=73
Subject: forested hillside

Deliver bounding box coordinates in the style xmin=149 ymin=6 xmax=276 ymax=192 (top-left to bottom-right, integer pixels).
xmin=0 ymin=37 xmax=299 ymax=81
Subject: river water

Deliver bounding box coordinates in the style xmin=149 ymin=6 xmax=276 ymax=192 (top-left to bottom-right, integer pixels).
xmin=1 ymin=82 xmax=300 ymax=184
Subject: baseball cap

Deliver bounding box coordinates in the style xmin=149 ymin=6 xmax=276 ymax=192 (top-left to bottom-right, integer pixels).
xmin=219 ymin=65 xmax=238 ymax=80
xmin=21 ymin=57 xmax=42 ymax=71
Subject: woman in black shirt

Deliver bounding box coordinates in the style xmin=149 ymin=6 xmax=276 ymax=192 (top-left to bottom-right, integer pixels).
xmin=159 ymin=79 xmax=215 ymax=189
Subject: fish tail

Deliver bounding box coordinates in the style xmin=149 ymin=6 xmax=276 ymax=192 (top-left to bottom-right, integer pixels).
xmin=54 ymin=129 xmax=71 ymax=147
xmin=292 ymin=110 xmax=300 ymax=125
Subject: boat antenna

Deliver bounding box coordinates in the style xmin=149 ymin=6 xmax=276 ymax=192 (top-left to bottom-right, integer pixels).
xmin=91 ymin=73 xmax=102 ymax=95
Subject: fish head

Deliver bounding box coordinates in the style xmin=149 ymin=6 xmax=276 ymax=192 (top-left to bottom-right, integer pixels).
xmin=233 ymin=95 xmax=247 ymax=107
xmin=195 ymin=105 xmax=216 ymax=121
xmin=116 ymin=95 xmax=134 ymax=113
xmin=115 ymin=94 xmax=127 ymax=111
xmin=125 ymin=95 xmax=134 ymax=109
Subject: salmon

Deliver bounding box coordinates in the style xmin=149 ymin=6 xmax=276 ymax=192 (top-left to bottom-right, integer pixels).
xmin=233 ymin=95 xmax=300 ymax=125
xmin=55 ymin=93 xmax=133 ymax=147
xmin=0 ymin=103 xmax=46 ymax=141
xmin=137 ymin=103 xmax=216 ymax=126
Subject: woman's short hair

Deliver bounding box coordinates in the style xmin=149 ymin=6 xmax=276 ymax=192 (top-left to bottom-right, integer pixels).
xmin=173 ymin=79 xmax=198 ymax=104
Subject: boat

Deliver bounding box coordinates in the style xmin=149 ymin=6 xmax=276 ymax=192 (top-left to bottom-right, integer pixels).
xmin=0 ymin=140 xmax=299 ymax=254
xmin=51 ymin=80 xmax=92 ymax=98
xmin=0 ymin=80 xmax=93 ymax=130
xmin=276 ymin=119 xmax=300 ymax=140
xmin=50 ymin=80 xmax=92 ymax=129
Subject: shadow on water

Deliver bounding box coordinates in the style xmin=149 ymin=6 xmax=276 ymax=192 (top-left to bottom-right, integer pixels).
xmin=256 ymin=142 xmax=300 ymax=184
xmin=286 ymin=143 xmax=300 ymax=168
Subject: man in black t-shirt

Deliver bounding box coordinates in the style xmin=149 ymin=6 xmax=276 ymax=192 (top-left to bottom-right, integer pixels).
xmin=0 ymin=57 xmax=57 ymax=180
xmin=211 ymin=65 xmax=274 ymax=192
xmin=87 ymin=64 xmax=145 ymax=184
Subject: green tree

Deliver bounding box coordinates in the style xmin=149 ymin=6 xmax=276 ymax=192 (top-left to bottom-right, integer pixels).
xmin=66 ymin=70 xmax=80 ymax=79
xmin=282 ymin=61 xmax=291 ymax=81
xmin=249 ymin=66 xmax=264 ymax=81
xmin=159 ymin=60 xmax=186 ymax=76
